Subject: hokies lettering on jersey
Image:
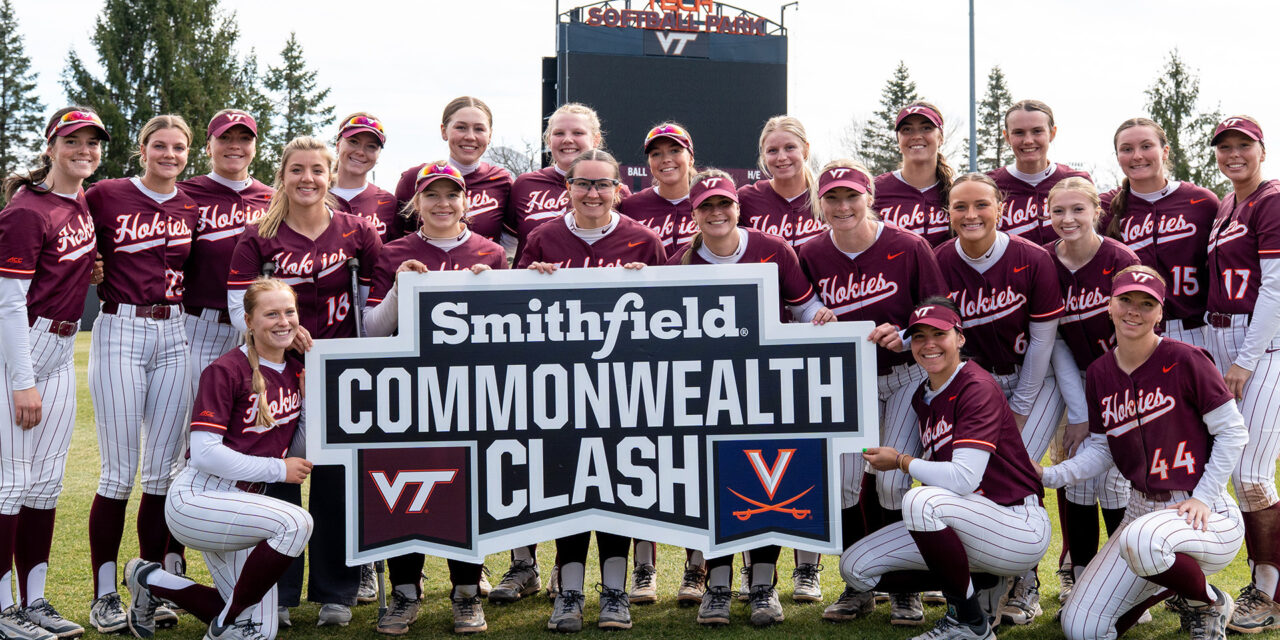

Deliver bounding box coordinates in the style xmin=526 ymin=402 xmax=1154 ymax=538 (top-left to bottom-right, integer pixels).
xmin=919 ymin=414 xmax=954 ymax=457
xmin=243 ymin=385 xmax=302 ymax=434
xmin=818 ymin=271 xmax=900 ymax=313
xmin=1048 ymin=237 xmax=1139 ymax=368
xmin=0 ymin=188 xmax=98 ymax=323
xmin=1098 ymin=386 xmax=1177 ymax=436
xmin=990 ymin=165 xmax=1092 ymax=246
xmin=873 ymin=172 xmax=951 ymax=246
xmin=951 ymin=285 xmax=1027 ymax=325
xmin=88 ymin=178 xmax=198 ymax=305
xmin=273 ymin=248 xmax=352 ymax=283
xmin=190 ymin=350 xmax=302 ymax=459
xmin=620 ymin=188 xmax=697 ymax=248
xmin=179 ymin=176 xmax=273 ymax=310
xmin=737 ymin=179 xmax=828 ymax=247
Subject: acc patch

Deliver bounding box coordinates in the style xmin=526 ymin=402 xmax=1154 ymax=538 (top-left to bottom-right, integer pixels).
xmin=712 ymin=437 xmax=829 ymax=545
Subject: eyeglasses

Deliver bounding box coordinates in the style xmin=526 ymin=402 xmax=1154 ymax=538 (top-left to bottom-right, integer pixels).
xmin=567 ymin=178 xmax=620 ymax=193
xmin=47 ymin=111 xmax=106 ymax=140
xmin=343 ymin=115 xmax=384 ymax=133
xmin=644 ymin=124 xmax=689 ymax=147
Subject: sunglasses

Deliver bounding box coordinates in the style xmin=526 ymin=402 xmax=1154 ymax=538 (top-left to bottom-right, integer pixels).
xmin=343 ymin=115 xmax=385 ymax=133
xmin=47 ymin=111 xmax=107 ymax=140
xmin=644 ymin=124 xmax=689 ymax=147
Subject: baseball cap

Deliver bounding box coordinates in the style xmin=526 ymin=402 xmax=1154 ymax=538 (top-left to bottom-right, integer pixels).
xmin=818 ymin=166 xmax=870 ymax=197
xmin=895 ymin=105 xmax=943 ymax=130
xmin=643 ymin=124 xmax=693 ymax=153
xmin=46 ymin=110 xmax=110 ymax=142
xmin=414 ymin=163 xmax=466 ymax=194
xmin=1111 ymin=269 xmax=1166 ymax=305
xmin=690 ymin=175 xmax=738 ymax=209
xmin=339 ymin=115 xmax=386 ymax=145
xmin=1211 ymin=117 xmax=1263 ymax=145
xmin=207 ymin=110 xmax=258 ymax=139
xmin=907 ymin=304 xmax=963 ymax=332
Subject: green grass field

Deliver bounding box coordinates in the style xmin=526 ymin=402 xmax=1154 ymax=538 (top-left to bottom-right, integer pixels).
xmin=34 ymin=334 xmax=1263 ymax=639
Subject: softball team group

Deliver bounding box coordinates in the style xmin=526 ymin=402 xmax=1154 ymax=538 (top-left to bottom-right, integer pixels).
xmin=0 ymin=94 xmax=1276 ymax=640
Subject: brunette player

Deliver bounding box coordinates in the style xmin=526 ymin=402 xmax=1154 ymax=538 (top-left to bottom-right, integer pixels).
xmin=874 ymin=103 xmax=955 ymax=247
xmin=0 ymin=108 xmax=107 ymax=640
xmin=86 ymin=115 xmax=199 ymax=634
xmin=935 ymin=172 xmax=1065 ymax=625
xmin=330 ymin=114 xmax=401 ymax=243
xmin=123 ymin=278 xmax=313 ymax=640
xmin=798 ymin=161 xmax=948 ymax=624
xmin=394 ymin=97 xmax=512 ymax=243
xmin=517 ymin=149 xmax=662 ymax=633
xmin=1100 ymin=118 xmax=1216 ymax=347
xmin=1204 ymin=116 xmax=1280 ymax=633
xmin=669 ymin=170 xmax=835 ymax=628
xmin=839 ymin=299 xmax=1051 ymax=640
xmin=1045 ymin=266 xmax=1247 ymax=640
xmin=227 ymin=137 xmax=382 ymax=627
xmin=1043 ymin=178 xmax=1139 ymax=601
xmin=363 ymin=162 xmax=503 ymax=636
xmin=988 ymin=100 xmax=1091 ymax=246
xmin=737 ymin=115 xmax=826 ymax=247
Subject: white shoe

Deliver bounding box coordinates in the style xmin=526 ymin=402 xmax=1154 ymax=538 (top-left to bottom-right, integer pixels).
xmin=89 ymin=594 xmax=127 ymax=634
xmin=23 ymin=600 xmax=83 ymax=639
xmin=316 ymin=604 xmax=351 ymax=627
xmin=0 ymin=605 xmax=57 ymax=640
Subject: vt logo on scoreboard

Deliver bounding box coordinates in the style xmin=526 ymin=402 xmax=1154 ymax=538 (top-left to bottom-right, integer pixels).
xmin=306 ymin=265 xmax=877 ymax=564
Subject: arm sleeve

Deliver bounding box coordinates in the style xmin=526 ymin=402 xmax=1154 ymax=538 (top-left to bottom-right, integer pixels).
xmin=188 ymin=430 xmax=287 ymax=483
xmin=905 ymin=447 xmax=990 ymax=494
xmin=1234 ymin=258 xmax=1280 ymax=371
xmin=1192 ymin=400 xmax=1249 ymax=505
xmin=228 ymin=289 xmax=247 ymax=333
xmin=0 ymin=278 xmax=34 ymax=390
xmin=1051 ymin=338 xmax=1087 ymax=423
xmin=788 ymin=296 xmax=824 ymax=323
xmin=1041 ymin=433 xmax=1114 ymax=488
xmin=362 ymin=283 xmax=399 ymax=338
xmin=1010 ymin=319 xmax=1058 ymax=415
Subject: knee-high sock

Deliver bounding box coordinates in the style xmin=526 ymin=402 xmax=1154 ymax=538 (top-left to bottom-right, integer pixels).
xmin=223 ymin=541 xmax=296 ymax=624
xmin=89 ymin=494 xmax=129 ymax=597
xmin=137 ymin=492 xmax=170 ymax=562
xmin=1063 ymin=500 xmax=1101 ymax=572
xmin=15 ymin=507 xmax=55 ymax=606
xmin=1143 ymin=553 xmax=1212 ymax=605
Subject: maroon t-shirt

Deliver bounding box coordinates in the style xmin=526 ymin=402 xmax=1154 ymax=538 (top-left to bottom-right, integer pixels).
xmin=368 ymin=231 xmax=507 ymax=305
xmin=0 ymin=188 xmax=96 ymax=323
xmin=737 ymin=179 xmax=828 ymax=247
xmin=87 ymin=178 xmax=198 ymax=305
xmin=190 ymin=348 xmax=302 ymax=459
xmin=667 ymin=228 xmax=815 ymax=322
xmin=179 ymin=175 xmax=274 ymax=310
xmin=1086 ymin=339 xmax=1234 ymax=494
xmin=228 ymin=212 xmax=382 ymax=339
xmin=332 ymin=183 xmax=402 ymax=243
xmin=799 ymin=226 xmax=947 ymax=370
xmin=395 ymin=162 xmax=513 ymax=242
xmin=989 ymin=164 xmax=1092 ymax=246
xmin=1100 ymin=182 xmax=1217 ymax=323
xmin=516 ymin=213 xmax=665 ymax=269
xmin=505 ymin=166 xmax=632 ymax=263
xmin=911 ymin=362 xmax=1043 ymax=506
xmin=935 ymin=235 xmax=1065 ymax=369
xmin=619 ymin=187 xmax=696 ymax=251
xmin=1207 ymin=179 xmax=1280 ymax=314
xmin=873 ymin=171 xmax=951 ymax=247
xmin=1046 ymin=237 xmax=1140 ymax=369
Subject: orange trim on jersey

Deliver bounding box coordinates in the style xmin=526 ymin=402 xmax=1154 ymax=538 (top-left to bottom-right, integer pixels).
xmin=226 ymin=279 xmax=256 ymax=287
xmin=953 ymin=438 xmax=996 ymax=450
xmin=784 ymin=285 xmax=815 ymax=304
xmin=0 ymin=266 xmax=36 ymax=276
xmin=1029 ymin=305 xmax=1065 ymax=319
xmin=191 ymin=421 xmax=227 ymax=431
xmin=1260 ymin=249 xmax=1280 ymax=255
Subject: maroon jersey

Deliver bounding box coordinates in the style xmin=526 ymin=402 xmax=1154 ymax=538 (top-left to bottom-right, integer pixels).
xmin=1207 ymin=179 xmax=1280 ymax=314
xmin=799 ymin=226 xmax=947 ymax=370
xmin=1046 ymin=237 xmax=1141 ymax=368
xmin=505 ymin=166 xmax=632 ymax=262
xmin=1086 ymin=339 xmax=1234 ymax=494
xmin=516 ymin=213 xmax=664 ymax=269
xmin=0 ymin=188 xmax=96 ymax=323
xmin=989 ymin=164 xmax=1092 ymax=245
xmin=736 ymin=179 xmax=827 ymax=247
xmin=911 ymin=362 xmax=1043 ymax=506
xmin=179 ymin=175 xmax=273 ymax=310
xmin=87 ymin=178 xmax=198 ymax=305
xmin=1100 ymin=182 xmax=1217 ymax=323
xmin=332 ymin=183 xmax=401 ymax=243
xmin=667 ymin=228 xmax=815 ymax=322
xmin=395 ymin=162 xmax=513 ymax=241
xmin=619 ymin=187 xmax=696 ymax=250
xmin=935 ymin=235 xmax=1065 ymax=370
xmin=873 ymin=171 xmax=951 ymax=247
xmin=190 ymin=348 xmax=302 ymax=460
xmin=228 ymin=212 xmax=382 ymax=339
xmin=368 ymin=231 xmax=507 ymax=305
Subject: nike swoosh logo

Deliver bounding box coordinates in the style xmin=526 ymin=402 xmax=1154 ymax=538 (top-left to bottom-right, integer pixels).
xmin=478 ymin=251 xmax=494 ymax=256
xmin=1014 ymin=265 xmax=1029 ymax=273
xmin=1266 ymin=347 xmax=1280 ymax=353
xmin=887 ymin=252 xmax=904 ymax=260
xmin=1102 ymin=267 xmax=1114 ymax=275
xmin=1163 ymin=363 xmax=1179 ymax=373
xmin=183 ymin=204 xmax=195 ymax=209
xmin=760 ymin=252 xmax=777 ymax=263
xmin=377 ymin=199 xmax=392 ymax=205
xmin=628 ymin=241 xmax=646 ymax=248
xmin=948 ymin=395 xmax=957 ymax=401
xmin=342 ymin=230 xmax=356 ymax=238
xmin=1190 ymin=198 xmax=1209 ymax=205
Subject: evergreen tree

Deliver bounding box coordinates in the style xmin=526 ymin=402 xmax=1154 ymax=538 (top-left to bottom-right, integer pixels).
xmin=1145 ymin=49 xmax=1228 ymax=194
xmin=857 ymin=61 xmax=919 ymax=175
xmin=0 ymin=0 xmax=45 ymax=182
xmin=62 ymin=0 xmax=240 ymax=179
xmin=232 ymin=49 xmax=278 ymax=182
xmin=975 ymin=65 xmax=1013 ymax=172
xmin=265 ymin=33 xmax=333 ymax=147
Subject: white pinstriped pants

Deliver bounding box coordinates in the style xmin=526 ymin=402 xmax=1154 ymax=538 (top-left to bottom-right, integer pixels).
xmin=0 ymin=323 xmax=78 ymax=514
xmin=89 ymin=308 xmax=191 ymax=499
xmin=840 ymin=362 xmax=924 ymax=510
xmin=1059 ymin=490 xmax=1244 ymax=640
xmin=1207 ymin=319 xmax=1280 ymax=512
xmin=184 ymin=311 xmax=242 ymax=385
xmin=166 ymin=467 xmax=312 ymax=638
xmin=839 ymin=487 xmax=1050 ymax=591
xmin=993 ymin=367 xmax=1065 ymax=464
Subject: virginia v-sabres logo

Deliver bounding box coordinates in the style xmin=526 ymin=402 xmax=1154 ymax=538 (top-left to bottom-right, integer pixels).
xmin=728 ymin=449 xmax=813 ymax=521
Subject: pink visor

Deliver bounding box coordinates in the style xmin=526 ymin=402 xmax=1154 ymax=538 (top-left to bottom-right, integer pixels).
xmin=818 ymin=166 xmax=870 ymax=197
xmin=415 ymin=163 xmax=466 ymax=193
xmin=208 ymin=110 xmax=258 ymax=139
xmin=690 ymin=176 xmax=738 ymax=209
xmin=908 ymin=304 xmax=963 ymax=332
xmin=1212 ymin=117 xmax=1263 ymax=145
xmin=895 ymin=105 xmax=943 ymax=130
xmin=1111 ymin=270 xmax=1166 ymax=305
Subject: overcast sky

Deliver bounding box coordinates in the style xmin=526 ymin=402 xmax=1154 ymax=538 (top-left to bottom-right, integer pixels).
xmin=14 ymin=0 xmax=1280 ymax=190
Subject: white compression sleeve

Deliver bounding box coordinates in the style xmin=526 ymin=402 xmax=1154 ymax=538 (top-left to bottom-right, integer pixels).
xmin=0 ymin=278 xmax=34 ymax=390
xmin=1192 ymin=401 xmax=1249 ymax=505
xmin=905 ymin=447 xmax=990 ymax=495
xmin=227 ymin=288 xmax=247 ymax=333
xmin=1235 ymin=259 xmax=1280 ymax=371
xmin=1010 ymin=319 xmax=1058 ymax=415
xmin=362 ymin=284 xmax=399 ymax=338
xmin=788 ymin=297 xmax=824 ymax=323
xmin=189 ymin=429 xmax=286 ymax=483
xmin=1051 ymin=338 xmax=1087 ymax=424
xmin=1041 ymin=433 xmax=1113 ymax=488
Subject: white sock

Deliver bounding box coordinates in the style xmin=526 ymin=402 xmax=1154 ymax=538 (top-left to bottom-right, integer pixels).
xmin=147 ymin=569 xmax=197 ymax=591
xmin=965 ymin=579 xmax=975 ymax=598
xmin=454 ymin=585 xmax=478 ymax=598
xmin=602 ymin=557 xmax=627 ymax=590
xmin=634 ymin=541 xmax=655 ymax=566
xmin=795 ymin=550 xmax=820 ymax=566
xmin=688 ymin=550 xmax=705 ymax=568
xmin=512 ymin=547 xmax=534 ymax=563
xmin=559 ymin=562 xmax=585 ymax=593
xmin=164 ymin=553 xmax=183 ymax=574
xmin=1256 ymin=564 xmax=1279 ymax=598
xmin=97 ymin=563 xmax=117 ymax=599
xmin=751 ymin=563 xmax=775 ymax=587
xmin=1185 ymin=579 xmax=1215 ymax=607
xmin=708 ymin=566 xmax=732 ymax=588
xmin=0 ymin=570 xmax=14 ymax=610
xmin=24 ymin=563 xmax=48 ymax=604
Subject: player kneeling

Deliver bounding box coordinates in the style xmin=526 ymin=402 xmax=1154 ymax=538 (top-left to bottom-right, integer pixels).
xmin=1043 ymin=266 xmax=1246 ymax=640
xmin=124 ymin=278 xmax=314 ymax=640
xmin=839 ymin=299 xmax=1051 ymax=640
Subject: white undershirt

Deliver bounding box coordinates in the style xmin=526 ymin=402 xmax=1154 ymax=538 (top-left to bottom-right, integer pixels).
xmin=1131 ymin=180 xmax=1180 ymax=203
xmin=565 ymin=210 xmax=619 ymax=245
xmin=955 ymin=232 xmax=1010 ymax=275
xmin=208 ymin=172 xmax=253 ymax=192
xmin=130 ymin=177 xmax=177 ymax=203
xmin=330 ymin=184 xmax=367 ymax=202
xmin=1006 ymin=163 xmax=1056 ymax=187
xmin=892 ymin=170 xmax=937 ymax=193
xmin=449 ymin=158 xmax=480 ymax=176
xmin=837 ymin=222 xmax=883 ymax=261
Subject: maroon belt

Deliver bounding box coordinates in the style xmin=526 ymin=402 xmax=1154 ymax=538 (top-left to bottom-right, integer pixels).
xmin=40 ymin=320 xmax=79 ymax=337
xmin=187 ymin=305 xmax=232 ymax=325
xmin=102 ymin=302 xmax=181 ymax=320
xmin=1207 ymin=312 xmax=1252 ymax=329
xmin=235 ymin=481 xmax=266 ymax=494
